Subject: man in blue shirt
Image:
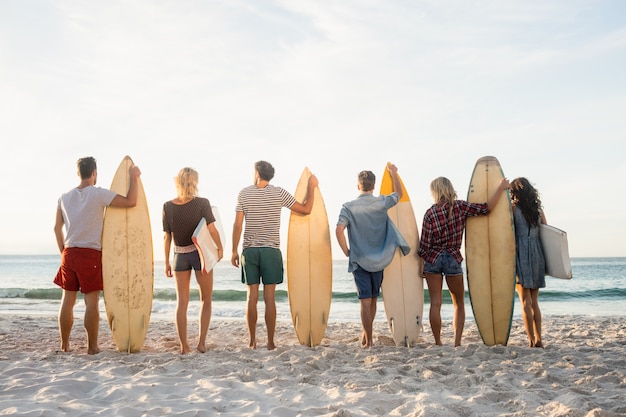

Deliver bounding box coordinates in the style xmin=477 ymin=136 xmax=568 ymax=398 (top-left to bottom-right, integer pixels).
xmin=336 ymin=163 xmax=409 ymax=348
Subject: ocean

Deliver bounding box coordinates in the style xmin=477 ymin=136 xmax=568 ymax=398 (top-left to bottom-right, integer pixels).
xmin=0 ymin=255 xmax=625 ymax=324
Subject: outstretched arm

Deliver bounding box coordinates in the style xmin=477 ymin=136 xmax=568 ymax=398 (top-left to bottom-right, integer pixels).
xmin=387 ymin=163 xmax=403 ymax=200
xmin=110 ymin=165 xmax=142 ymax=208
xmin=290 ymin=174 xmax=319 ymax=215
xmin=487 ymin=178 xmax=510 ymax=212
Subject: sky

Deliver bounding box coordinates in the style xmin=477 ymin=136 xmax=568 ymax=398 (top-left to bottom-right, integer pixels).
xmin=1 ymin=0 xmax=625 ymax=260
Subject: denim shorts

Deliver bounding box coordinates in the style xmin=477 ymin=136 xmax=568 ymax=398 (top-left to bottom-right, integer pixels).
xmin=173 ymin=250 xmax=202 ymax=272
xmin=353 ymin=265 xmax=384 ymax=299
xmin=423 ymin=251 xmax=463 ymax=276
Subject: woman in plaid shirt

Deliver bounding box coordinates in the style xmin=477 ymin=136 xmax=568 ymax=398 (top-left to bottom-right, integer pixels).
xmin=419 ymin=176 xmax=509 ymax=347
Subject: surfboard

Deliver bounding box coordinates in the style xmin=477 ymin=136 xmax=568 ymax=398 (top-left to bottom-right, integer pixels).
xmin=465 ymin=156 xmax=516 ymax=346
xmin=102 ymin=156 xmax=153 ymax=353
xmin=540 ymin=223 xmax=573 ymax=279
xmin=192 ymin=206 xmax=226 ymax=274
xmin=379 ymin=163 xmax=423 ymax=347
xmin=286 ymin=167 xmax=333 ymax=347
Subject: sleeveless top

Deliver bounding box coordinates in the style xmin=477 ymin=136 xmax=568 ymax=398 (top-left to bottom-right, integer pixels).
xmin=513 ymin=207 xmax=546 ymax=289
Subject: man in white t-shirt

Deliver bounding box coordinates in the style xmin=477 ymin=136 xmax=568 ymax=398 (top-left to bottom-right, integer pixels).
xmin=53 ymin=156 xmax=141 ymax=354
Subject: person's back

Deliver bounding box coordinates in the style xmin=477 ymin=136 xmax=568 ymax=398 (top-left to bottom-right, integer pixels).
xmin=231 ymin=160 xmax=318 ymax=350
xmin=335 ymin=165 xmax=408 ymax=348
xmin=236 ymin=183 xmax=294 ymax=249
xmin=53 ymin=156 xmax=140 ymax=354
xmin=59 ymin=186 xmax=116 ymax=250
xmin=339 ymin=192 xmax=404 ymax=273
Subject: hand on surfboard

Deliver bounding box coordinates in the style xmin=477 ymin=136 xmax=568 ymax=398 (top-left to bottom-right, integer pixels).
xmin=386 ymin=162 xmax=398 ymax=175
xmin=129 ymin=164 xmax=142 ymax=179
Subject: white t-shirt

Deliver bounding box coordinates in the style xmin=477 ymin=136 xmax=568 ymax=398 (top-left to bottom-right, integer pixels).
xmin=58 ymin=186 xmax=116 ymax=250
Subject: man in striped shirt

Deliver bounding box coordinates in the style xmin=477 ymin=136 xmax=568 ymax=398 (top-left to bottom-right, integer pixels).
xmin=231 ymin=161 xmax=318 ymax=350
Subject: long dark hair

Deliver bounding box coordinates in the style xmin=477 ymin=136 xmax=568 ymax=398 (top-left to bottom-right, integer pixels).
xmin=510 ymin=177 xmax=542 ymax=227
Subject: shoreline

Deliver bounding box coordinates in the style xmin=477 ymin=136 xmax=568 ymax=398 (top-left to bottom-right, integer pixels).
xmin=1 ymin=314 xmax=625 ymax=416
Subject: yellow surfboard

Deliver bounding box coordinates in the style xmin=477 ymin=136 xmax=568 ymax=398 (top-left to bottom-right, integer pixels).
xmin=380 ymin=163 xmax=423 ymax=347
xmin=102 ymin=156 xmax=153 ymax=353
xmin=286 ymin=167 xmax=332 ymax=347
xmin=465 ymin=156 xmax=515 ymax=346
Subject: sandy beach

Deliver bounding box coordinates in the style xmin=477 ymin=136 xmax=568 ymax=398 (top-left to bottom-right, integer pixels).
xmin=1 ymin=314 xmax=624 ymax=416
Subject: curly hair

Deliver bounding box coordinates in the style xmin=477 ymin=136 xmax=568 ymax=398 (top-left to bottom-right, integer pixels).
xmin=510 ymin=177 xmax=542 ymax=227
xmin=255 ymin=161 xmax=275 ymax=182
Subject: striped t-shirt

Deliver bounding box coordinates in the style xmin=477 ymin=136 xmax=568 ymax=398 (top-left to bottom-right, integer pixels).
xmin=235 ymin=184 xmax=296 ymax=249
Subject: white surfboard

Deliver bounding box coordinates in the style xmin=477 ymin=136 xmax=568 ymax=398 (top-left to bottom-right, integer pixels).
xmin=539 ymin=223 xmax=573 ymax=279
xmin=380 ymin=163 xmax=423 ymax=347
xmin=287 ymin=167 xmax=333 ymax=347
xmin=465 ymin=156 xmax=516 ymax=346
xmin=102 ymin=156 xmax=153 ymax=353
xmin=192 ymin=207 xmax=225 ymax=274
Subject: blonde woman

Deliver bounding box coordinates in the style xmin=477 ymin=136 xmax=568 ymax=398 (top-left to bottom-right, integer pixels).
xmin=163 ymin=167 xmax=223 ymax=354
xmin=418 ymin=176 xmax=508 ymax=347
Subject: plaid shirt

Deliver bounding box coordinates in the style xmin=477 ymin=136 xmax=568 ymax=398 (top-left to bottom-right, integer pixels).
xmin=418 ymin=200 xmax=488 ymax=264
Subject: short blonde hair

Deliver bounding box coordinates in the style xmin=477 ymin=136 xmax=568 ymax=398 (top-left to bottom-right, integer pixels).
xmin=175 ymin=167 xmax=199 ymax=201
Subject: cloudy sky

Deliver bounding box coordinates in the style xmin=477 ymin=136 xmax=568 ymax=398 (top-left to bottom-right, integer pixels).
xmin=1 ymin=0 xmax=624 ymax=260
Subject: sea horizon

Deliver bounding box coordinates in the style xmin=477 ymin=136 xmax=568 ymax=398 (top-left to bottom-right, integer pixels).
xmin=1 ymin=255 xmax=624 ymax=323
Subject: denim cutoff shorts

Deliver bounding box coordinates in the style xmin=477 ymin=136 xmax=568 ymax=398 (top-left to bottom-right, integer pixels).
xmin=423 ymin=251 xmax=463 ymax=276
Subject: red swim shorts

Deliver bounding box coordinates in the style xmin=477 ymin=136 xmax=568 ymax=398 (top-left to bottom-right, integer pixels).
xmin=54 ymin=247 xmax=104 ymax=294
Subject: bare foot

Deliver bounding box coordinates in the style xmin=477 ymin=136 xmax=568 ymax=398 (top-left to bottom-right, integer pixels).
xmin=180 ymin=344 xmax=191 ymax=354
xmin=534 ymin=340 xmax=544 ymax=349
xmin=249 ymin=339 xmax=257 ymax=349
xmin=360 ymin=333 xmax=373 ymax=348
xmin=196 ymin=344 xmax=207 ymax=353
xmin=87 ymin=347 xmax=101 ymax=355
xmin=267 ymin=342 xmax=276 ymax=351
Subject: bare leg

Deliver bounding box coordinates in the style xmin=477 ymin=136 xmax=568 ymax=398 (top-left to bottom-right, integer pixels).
xmin=424 ymin=273 xmax=443 ymax=345
xmin=246 ymin=284 xmax=259 ymax=349
xmin=263 ymin=284 xmax=277 ymax=350
xmin=196 ymin=269 xmax=214 ymax=353
xmin=58 ymin=290 xmax=77 ymax=352
xmin=446 ymin=274 xmax=465 ymax=347
xmin=516 ymin=284 xmax=536 ymax=347
xmin=530 ymin=288 xmax=543 ymax=348
xmin=83 ymin=291 xmax=101 ymax=354
xmin=360 ymin=297 xmax=377 ymax=348
xmin=175 ymin=270 xmax=192 ymax=354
